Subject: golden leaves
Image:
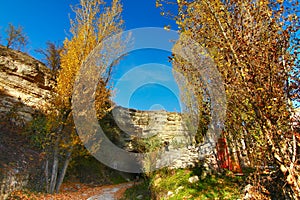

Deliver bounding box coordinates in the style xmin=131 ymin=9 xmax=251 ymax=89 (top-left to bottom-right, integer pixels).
xmin=57 ymin=0 xmax=123 ymax=110
xmin=156 ymin=1 xmax=162 ymax=7
xmin=173 ymin=2 xmax=299 ymax=188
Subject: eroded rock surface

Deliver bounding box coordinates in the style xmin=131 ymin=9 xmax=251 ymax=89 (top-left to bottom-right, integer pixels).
xmin=112 ymin=106 xmax=200 ymax=169
xmin=0 ymin=45 xmax=54 ymax=124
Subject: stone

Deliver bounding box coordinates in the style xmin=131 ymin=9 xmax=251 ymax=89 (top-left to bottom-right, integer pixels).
xmin=136 ymin=194 xmax=144 ymax=199
xmin=188 ymin=175 xmax=199 ymax=183
xmin=175 ymin=186 xmax=184 ymax=194
xmin=167 ymin=191 xmax=174 ymax=197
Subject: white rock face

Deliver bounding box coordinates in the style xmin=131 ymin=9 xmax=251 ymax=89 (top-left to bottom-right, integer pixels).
xmin=112 ymin=106 xmax=200 ymax=169
xmin=0 ymin=45 xmax=54 ymax=124
xmin=113 ymin=106 xmax=193 ymax=145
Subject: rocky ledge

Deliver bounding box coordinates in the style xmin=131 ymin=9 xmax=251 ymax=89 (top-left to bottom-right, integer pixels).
xmin=0 ymin=45 xmax=55 ymax=124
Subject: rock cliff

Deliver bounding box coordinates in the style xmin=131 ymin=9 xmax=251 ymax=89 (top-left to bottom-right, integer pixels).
xmin=0 ymin=45 xmax=54 ymax=124
xmin=0 ymin=45 xmax=54 ymax=199
xmin=111 ymin=106 xmax=200 ymax=169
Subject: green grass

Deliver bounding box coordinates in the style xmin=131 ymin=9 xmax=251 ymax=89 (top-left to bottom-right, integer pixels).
xmin=120 ymin=180 xmax=152 ymax=200
xmin=122 ymin=168 xmax=244 ymax=200
xmin=110 ymin=175 xmax=128 ymax=184
xmin=153 ymin=168 xmax=244 ymax=200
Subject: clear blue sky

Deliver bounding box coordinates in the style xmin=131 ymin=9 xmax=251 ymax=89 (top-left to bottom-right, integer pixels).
xmin=0 ymin=0 xmax=182 ymax=112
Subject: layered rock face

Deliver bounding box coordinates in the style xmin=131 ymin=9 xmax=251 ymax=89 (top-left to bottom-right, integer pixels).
xmin=112 ymin=106 xmax=200 ymax=169
xmin=0 ymin=45 xmax=54 ymax=124
xmin=113 ymin=106 xmax=193 ymax=146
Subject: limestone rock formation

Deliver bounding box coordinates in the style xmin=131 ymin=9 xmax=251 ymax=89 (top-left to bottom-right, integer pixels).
xmin=112 ymin=106 xmax=193 ymax=146
xmin=0 ymin=45 xmax=54 ymax=124
xmin=111 ymin=106 xmax=200 ymax=169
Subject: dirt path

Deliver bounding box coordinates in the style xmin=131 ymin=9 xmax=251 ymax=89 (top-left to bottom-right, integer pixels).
xmin=20 ymin=182 xmax=137 ymax=200
xmin=86 ymin=182 xmax=134 ymax=200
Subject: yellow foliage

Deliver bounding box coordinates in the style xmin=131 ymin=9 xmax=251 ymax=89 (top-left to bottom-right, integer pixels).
xmin=173 ymin=0 xmax=299 ymax=197
xmin=46 ymin=0 xmax=125 ymax=156
xmin=57 ymin=0 xmax=124 ymax=113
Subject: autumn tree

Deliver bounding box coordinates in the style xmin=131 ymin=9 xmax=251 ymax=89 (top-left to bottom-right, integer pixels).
xmin=5 ymin=23 xmax=28 ymax=51
xmin=35 ymin=41 xmax=62 ymax=77
xmin=36 ymin=0 xmax=125 ymax=193
xmin=172 ymin=55 xmax=211 ymax=145
xmin=158 ymin=0 xmax=299 ymax=198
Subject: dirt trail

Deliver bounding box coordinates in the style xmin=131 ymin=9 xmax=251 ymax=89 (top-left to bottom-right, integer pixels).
xmin=25 ymin=181 xmax=137 ymax=200
xmin=86 ymin=182 xmax=134 ymax=200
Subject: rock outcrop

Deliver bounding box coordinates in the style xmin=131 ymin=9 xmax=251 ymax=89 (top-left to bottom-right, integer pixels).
xmin=0 ymin=45 xmax=54 ymax=124
xmin=112 ymin=106 xmax=194 ymax=147
xmin=111 ymin=106 xmax=200 ymax=169
xmin=0 ymin=45 xmax=53 ymax=199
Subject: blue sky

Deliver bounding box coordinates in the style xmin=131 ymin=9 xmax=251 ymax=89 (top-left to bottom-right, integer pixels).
xmin=112 ymin=50 xmax=182 ymax=112
xmin=0 ymin=0 xmax=182 ymax=112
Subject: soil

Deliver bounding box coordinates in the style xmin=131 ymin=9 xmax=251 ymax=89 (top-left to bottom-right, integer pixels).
xmin=9 ymin=182 xmax=138 ymax=200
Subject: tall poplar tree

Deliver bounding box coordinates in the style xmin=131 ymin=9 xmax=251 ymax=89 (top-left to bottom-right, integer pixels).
xmin=45 ymin=0 xmax=124 ymax=193
xmin=157 ymin=0 xmax=299 ymax=198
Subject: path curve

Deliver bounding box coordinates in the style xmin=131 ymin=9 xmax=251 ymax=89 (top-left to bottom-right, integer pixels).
xmin=87 ymin=182 xmax=134 ymax=200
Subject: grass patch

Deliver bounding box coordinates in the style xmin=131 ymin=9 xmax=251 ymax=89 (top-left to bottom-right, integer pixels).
xmin=120 ymin=179 xmax=152 ymax=200
xmin=123 ymin=168 xmax=245 ymax=200
xmin=152 ymin=168 xmax=244 ymax=200
xmin=110 ymin=175 xmax=128 ymax=184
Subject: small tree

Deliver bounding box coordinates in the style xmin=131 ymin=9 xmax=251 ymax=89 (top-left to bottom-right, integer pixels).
xmin=5 ymin=23 xmax=28 ymax=51
xmin=35 ymin=42 xmax=62 ymax=76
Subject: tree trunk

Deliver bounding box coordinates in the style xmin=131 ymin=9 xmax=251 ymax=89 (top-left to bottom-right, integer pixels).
xmin=48 ymin=109 xmax=71 ymax=193
xmin=44 ymin=159 xmax=49 ymax=193
xmin=55 ymin=148 xmax=73 ymax=193
xmin=241 ymin=127 xmax=252 ymax=167
xmin=49 ymin=142 xmax=59 ymax=194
